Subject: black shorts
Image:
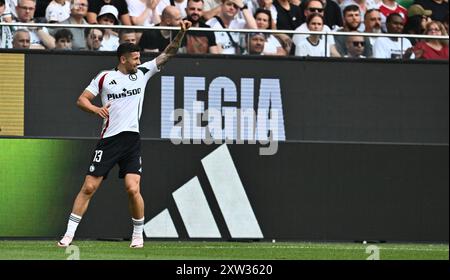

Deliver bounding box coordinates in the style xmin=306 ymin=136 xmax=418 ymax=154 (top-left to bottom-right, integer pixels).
xmin=86 ymin=131 xmax=142 ymax=180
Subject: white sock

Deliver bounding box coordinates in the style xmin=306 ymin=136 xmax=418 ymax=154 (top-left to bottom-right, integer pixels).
xmin=64 ymin=213 xmax=82 ymax=237
xmin=132 ymin=217 xmax=144 ymax=238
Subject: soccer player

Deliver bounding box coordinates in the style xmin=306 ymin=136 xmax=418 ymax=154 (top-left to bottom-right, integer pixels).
xmin=57 ymin=20 xmax=192 ymax=249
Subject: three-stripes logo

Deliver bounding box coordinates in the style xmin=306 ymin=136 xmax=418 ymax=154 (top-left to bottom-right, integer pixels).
xmin=109 ymin=80 xmax=117 ymax=85
xmin=144 ymin=144 xmax=263 ymax=239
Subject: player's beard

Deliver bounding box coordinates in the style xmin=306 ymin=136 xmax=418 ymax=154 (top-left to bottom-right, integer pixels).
xmin=129 ymin=66 xmax=137 ymax=74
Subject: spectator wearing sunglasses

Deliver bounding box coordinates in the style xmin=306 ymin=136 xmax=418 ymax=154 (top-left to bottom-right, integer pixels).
xmin=300 ymin=0 xmax=343 ymax=29
xmin=334 ymin=4 xmax=372 ymax=57
xmin=292 ymin=0 xmax=339 ymax=56
xmin=344 ymin=35 xmax=366 ymax=57
xmin=84 ymin=27 xmax=104 ymax=50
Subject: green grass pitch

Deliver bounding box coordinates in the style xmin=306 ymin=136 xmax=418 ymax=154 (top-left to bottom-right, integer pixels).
xmin=0 ymin=241 xmax=448 ymax=260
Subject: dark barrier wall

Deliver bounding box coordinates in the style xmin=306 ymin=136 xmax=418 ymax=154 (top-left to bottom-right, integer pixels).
xmin=0 ymin=52 xmax=447 ymax=241
xmin=24 ymin=53 xmax=449 ymax=144
xmin=0 ymin=139 xmax=448 ymax=241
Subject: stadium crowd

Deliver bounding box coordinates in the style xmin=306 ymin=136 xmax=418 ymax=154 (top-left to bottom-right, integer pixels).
xmin=0 ymin=0 xmax=448 ymax=59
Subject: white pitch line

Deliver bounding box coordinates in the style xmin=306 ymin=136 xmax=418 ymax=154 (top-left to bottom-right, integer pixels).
xmin=142 ymin=245 xmax=449 ymax=252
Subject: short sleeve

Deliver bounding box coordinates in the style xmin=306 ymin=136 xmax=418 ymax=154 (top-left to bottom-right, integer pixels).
xmin=85 ymin=71 xmax=108 ymax=96
xmin=138 ymin=59 xmax=160 ymax=81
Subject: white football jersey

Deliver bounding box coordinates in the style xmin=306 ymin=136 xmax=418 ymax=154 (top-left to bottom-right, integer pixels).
xmin=85 ymin=59 xmax=160 ymax=138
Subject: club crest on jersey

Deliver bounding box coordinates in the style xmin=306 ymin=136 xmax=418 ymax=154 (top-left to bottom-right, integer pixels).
xmin=129 ymin=74 xmax=137 ymax=81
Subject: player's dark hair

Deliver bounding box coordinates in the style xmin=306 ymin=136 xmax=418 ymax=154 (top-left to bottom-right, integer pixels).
xmin=117 ymin=42 xmax=141 ymax=60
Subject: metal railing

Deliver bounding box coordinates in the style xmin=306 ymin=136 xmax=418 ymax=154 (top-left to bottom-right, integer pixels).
xmin=1 ymin=21 xmax=449 ymax=58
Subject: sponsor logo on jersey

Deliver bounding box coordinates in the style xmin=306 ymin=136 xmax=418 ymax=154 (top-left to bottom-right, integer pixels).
xmin=107 ymin=88 xmax=142 ymax=100
xmin=109 ymin=80 xmax=117 ymax=85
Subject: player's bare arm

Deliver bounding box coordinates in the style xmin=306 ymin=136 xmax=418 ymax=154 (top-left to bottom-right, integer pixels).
xmin=155 ymin=20 xmax=192 ymax=67
xmin=77 ymin=90 xmax=110 ymax=119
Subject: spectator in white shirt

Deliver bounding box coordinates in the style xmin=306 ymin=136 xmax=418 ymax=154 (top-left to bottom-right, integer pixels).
xmin=14 ymin=0 xmax=55 ymax=49
xmin=46 ymin=0 xmax=71 ymax=22
xmin=292 ymin=0 xmax=339 ymax=56
xmin=254 ymin=8 xmax=286 ymax=55
xmin=295 ymin=13 xmax=332 ymax=57
xmin=126 ymin=0 xmax=161 ymax=25
xmin=206 ymin=0 xmax=257 ymax=54
xmin=97 ymin=5 xmax=120 ymax=51
xmin=373 ymin=13 xmax=414 ymax=59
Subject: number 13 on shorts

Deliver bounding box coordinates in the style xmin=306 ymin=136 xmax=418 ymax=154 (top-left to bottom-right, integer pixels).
xmin=93 ymin=150 xmax=103 ymax=162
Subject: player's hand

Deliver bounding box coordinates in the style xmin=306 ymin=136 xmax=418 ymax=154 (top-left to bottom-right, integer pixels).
xmin=180 ymin=20 xmax=192 ymax=32
xmin=96 ymin=103 xmax=111 ymax=119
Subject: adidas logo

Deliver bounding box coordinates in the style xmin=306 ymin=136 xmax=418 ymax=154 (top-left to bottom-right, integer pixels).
xmin=109 ymin=80 xmax=117 ymax=85
xmin=144 ymin=144 xmax=263 ymax=239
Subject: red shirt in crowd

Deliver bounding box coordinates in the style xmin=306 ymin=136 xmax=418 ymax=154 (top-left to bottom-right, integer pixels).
xmin=413 ymin=41 xmax=449 ymax=60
